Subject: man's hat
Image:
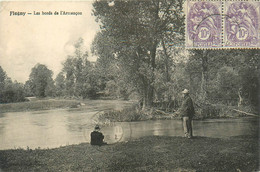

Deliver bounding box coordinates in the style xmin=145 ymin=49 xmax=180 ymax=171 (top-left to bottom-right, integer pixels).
xmin=94 ymin=125 xmax=100 ymax=130
xmin=181 ymin=89 xmax=189 ymax=94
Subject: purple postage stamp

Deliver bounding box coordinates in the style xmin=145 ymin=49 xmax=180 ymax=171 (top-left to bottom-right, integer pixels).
xmin=186 ymin=0 xmax=260 ymax=49
xmin=186 ymin=1 xmax=222 ymax=48
xmin=224 ymin=1 xmax=259 ymax=48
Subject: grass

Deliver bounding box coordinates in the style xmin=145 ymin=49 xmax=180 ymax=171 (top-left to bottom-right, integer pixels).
xmin=0 ymin=134 xmax=258 ymax=172
xmin=0 ymin=99 xmax=81 ymax=113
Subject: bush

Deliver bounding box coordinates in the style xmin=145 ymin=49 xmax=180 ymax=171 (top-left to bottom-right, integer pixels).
xmin=98 ymin=105 xmax=149 ymax=122
xmin=0 ymin=86 xmax=26 ymax=103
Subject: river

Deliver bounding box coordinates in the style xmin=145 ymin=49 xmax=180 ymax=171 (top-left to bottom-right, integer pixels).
xmin=0 ymin=100 xmax=258 ymax=150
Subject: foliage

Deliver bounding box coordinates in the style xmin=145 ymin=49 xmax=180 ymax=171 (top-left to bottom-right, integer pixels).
xmin=98 ymin=105 xmax=149 ymax=122
xmin=27 ymin=64 xmax=55 ymax=98
xmin=24 ymin=80 xmax=34 ymax=97
xmin=0 ymin=66 xmax=7 ymax=89
xmin=185 ymin=49 xmax=259 ymax=112
xmin=0 ymin=66 xmax=26 ymax=103
xmin=61 ymin=38 xmax=98 ymax=99
xmin=0 ymin=1 xmax=258 ymax=117
xmin=98 ymin=104 xmax=182 ymax=122
xmin=92 ymin=0 xmax=185 ymax=107
xmin=55 ymin=72 xmax=66 ymax=97
xmin=92 ymin=1 xmax=258 ymax=115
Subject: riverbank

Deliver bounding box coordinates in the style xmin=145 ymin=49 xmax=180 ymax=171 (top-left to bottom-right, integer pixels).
xmin=0 ymin=135 xmax=258 ymax=171
xmin=0 ymin=98 xmax=135 ymax=114
xmin=1 ymin=99 xmax=257 ymax=121
xmin=0 ymin=99 xmax=81 ymax=113
xmin=97 ymin=105 xmax=257 ymax=123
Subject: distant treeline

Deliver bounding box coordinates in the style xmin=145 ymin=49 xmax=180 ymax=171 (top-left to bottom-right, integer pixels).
xmin=0 ymin=41 xmax=258 ymax=114
xmin=0 ymin=67 xmax=26 ymax=103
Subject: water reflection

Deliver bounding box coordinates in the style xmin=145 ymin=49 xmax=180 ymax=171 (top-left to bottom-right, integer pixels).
xmin=0 ymin=105 xmax=258 ymax=150
xmin=0 ymin=113 xmax=6 ymax=141
xmin=0 ymin=113 xmax=6 ymax=118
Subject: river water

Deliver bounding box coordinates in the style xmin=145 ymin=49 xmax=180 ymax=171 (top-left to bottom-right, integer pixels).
xmin=0 ymin=100 xmax=258 ymax=150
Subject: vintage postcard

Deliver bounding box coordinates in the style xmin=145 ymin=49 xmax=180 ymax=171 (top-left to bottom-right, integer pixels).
xmin=0 ymin=0 xmax=259 ymax=171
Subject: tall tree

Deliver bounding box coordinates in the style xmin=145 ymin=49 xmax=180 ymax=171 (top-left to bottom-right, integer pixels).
xmin=62 ymin=38 xmax=97 ymax=98
xmin=92 ymin=0 xmax=184 ymax=107
xmin=28 ymin=64 xmax=54 ymax=97
xmin=55 ymin=72 xmax=66 ymax=97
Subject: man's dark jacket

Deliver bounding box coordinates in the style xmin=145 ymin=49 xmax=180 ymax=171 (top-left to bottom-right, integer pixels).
xmin=179 ymin=95 xmax=195 ymax=118
xmin=91 ymin=131 xmax=104 ymax=146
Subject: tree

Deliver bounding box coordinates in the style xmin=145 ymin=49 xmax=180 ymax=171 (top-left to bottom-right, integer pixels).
xmin=63 ymin=57 xmax=75 ymax=96
xmin=62 ymin=38 xmax=97 ymax=99
xmin=0 ymin=66 xmax=26 ymax=103
xmin=215 ymin=66 xmax=240 ymax=105
xmin=55 ymin=72 xmax=66 ymax=97
xmin=92 ymin=0 xmax=184 ymax=107
xmin=185 ymin=49 xmax=259 ymax=110
xmin=0 ymin=66 xmax=7 ymax=89
xmin=28 ymin=64 xmax=54 ymax=97
xmin=24 ymin=80 xmax=34 ymax=97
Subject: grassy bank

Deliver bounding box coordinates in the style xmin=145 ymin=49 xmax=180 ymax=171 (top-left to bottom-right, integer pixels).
xmin=0 ymin=135 xmax=258 ymax=171
xmin=0 ymin=99 xmax=81 ymax=113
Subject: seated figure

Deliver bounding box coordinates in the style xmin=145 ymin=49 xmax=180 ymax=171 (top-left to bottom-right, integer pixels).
xmin=90 ymin=125 xmax=106 ymax=146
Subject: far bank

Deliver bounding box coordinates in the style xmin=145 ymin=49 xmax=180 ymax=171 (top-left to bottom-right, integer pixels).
xmin=0 ymin=98 xmax=258 ymax=122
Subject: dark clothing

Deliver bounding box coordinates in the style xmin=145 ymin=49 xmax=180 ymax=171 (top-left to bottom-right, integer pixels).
xmin=90 ymin=131 xmax=104 ymax=146
xmin=179 ymin=95 xmax=195 ymax=138
xmin=179 ymin=95 xmax=195 ymax=118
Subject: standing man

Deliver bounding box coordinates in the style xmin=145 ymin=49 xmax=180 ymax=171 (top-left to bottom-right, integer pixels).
xmin=176 ymin=89 xmax=195 ymax=139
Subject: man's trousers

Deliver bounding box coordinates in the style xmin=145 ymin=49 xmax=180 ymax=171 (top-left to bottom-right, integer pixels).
xmin=182 ymin=117 xmax=193 ymax=138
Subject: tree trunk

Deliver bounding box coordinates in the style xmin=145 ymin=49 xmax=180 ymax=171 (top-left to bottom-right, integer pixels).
xmin=238 ymin=88 xmax=243 ymax=107
xmin=147 ymin=42 xmax=157 ymax=107
xmin=141 ymin=76 xmax=149 ymax=110
xmin=200 ymin=50 xmax=208 ymax=103
xmin=162 ymin=40 xmax=170 ymax=82
xmin=145 ymin=0 xmax=161 ymax=108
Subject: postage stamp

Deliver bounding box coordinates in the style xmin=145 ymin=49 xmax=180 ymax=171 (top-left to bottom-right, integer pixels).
xmin=186 ymin=1 xmax=222 ymax=48
xmin=224 ymin=1 xmax=259 ymax=48
xmin=185 ymin=0 xmax=260 ymax=49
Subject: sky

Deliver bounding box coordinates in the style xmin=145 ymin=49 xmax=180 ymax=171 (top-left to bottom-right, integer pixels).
xmin=0 ymin=1 xmax=100 ymax=83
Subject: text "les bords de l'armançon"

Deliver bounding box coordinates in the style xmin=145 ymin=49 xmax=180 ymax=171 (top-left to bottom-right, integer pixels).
xmin=10 ymin=11 xmax=82 ymax=16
